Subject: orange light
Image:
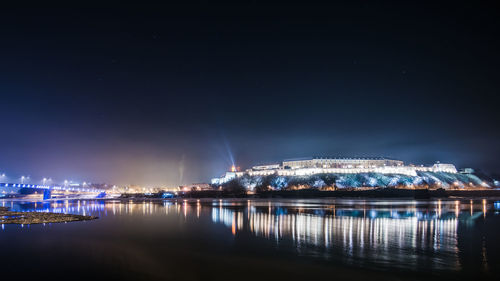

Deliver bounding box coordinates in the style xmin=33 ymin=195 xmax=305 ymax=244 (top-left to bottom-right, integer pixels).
xmin=231 ymin=165 xmax=236 ymax=172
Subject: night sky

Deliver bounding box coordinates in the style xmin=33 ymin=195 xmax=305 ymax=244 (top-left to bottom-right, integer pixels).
xmin=1 ymin=2 xmax=499 ymax=186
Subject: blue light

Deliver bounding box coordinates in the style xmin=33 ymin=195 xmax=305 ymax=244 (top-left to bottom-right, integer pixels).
xmin=271 ymin=177 xmax=287 ymax=189
xmin=391 ymin=211 xmax=400 ymax=219
xmin=494 ymin=201 xmax=500 ymax=210
xmin=162 ymin=192 xmax=175 ymax=198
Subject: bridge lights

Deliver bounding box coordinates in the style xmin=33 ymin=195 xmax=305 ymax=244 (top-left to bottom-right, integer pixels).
xmin=20 ymin=176 xmax=30 ymax=184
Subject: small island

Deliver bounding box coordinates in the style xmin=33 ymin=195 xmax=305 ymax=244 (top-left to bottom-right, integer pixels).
xmin=0 ymin=207 xmax=98 ymax=224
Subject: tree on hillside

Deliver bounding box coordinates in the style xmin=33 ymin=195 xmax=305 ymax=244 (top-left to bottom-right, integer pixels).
xmin=223 ymin=179 xmax=246 ymax=195
xmin=255 ymin=175 xmax=273 ymax=193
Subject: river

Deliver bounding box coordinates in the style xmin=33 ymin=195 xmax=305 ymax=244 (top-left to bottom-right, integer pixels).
xmin=1 ymin=198 xmax=499 ymax=280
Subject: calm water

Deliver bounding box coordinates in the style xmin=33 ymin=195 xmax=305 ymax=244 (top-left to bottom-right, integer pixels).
xmin=1 ymin=198 xmax=499 ymax=280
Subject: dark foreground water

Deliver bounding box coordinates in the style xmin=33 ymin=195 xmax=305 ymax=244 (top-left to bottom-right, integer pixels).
xmin=1 ymin=198 xmax=499 ymax=281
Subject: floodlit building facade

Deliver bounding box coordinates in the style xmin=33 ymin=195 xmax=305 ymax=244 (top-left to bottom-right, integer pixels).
xmin=211 ymin=157 xmax=458 ymax=185
xmin=282 ymin=157 xmax=404 ymax=169
xmin=252 ymin=164 xmax=281 ymax=170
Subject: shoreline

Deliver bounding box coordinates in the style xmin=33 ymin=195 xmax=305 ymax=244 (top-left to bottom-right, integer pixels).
xmin=0 ymin=206 xmax=98 ymax=224
xmin=122 ymin=188 xmax=500 ymax=200
xmin=2 ymin=189 xmax=499 ymax=203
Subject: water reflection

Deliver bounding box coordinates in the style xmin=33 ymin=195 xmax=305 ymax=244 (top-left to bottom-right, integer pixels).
xmin=208 ymin=199 xmax=497 ymax=272
xmin=1 ymin=198 xmax=498 ymax=273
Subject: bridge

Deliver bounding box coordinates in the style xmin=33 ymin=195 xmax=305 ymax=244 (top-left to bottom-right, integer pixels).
xmin=0 ymin=183 xmax=106 ymax=200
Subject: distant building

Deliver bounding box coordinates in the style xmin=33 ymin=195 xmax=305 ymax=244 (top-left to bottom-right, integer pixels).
xmin=211 ymin=156 xmax=458 ymax=185
xmin=179 ymin=183 xmax=212 ymax=192
xmin=425 ymin=163 xmax=457 ymax=174
xmin=252 ymin=163 xmax=280 ymax=170
xmin=282 ymin=157 xmax=403 ymax=169
xmin=211 ymin=172 xmax=237 ymax=185
xmin=459 ymin=168 xmax=475 ymax=174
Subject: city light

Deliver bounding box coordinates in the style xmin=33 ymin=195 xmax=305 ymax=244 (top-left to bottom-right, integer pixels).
xmin=211 ymin=157 xmax=486 ymax=189
xmin=20 ymin=176 xmax=29 ymax=184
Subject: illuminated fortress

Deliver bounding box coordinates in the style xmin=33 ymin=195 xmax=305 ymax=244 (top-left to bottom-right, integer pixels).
xmin=210 ymin=157 xmax=488 ymax=189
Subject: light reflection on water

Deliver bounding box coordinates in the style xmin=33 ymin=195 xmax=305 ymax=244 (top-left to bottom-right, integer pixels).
xmin=1 ymin=198 xmax=498 ymax=273
xmin=210 ymin=200 xmax=467 ymax=271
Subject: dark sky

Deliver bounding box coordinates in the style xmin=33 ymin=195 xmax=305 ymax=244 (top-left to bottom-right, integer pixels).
xmin=1 ymin=1 xmax=499 ymax=186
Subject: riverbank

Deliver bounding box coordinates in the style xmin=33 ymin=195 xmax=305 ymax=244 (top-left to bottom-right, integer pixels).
xmin=174 ymin=188 xmax=500 ymax=199
xmin=0 ymin=207 xmax=98 ymax=224
xmin=258 ymin=188 xmax=500 ymax=199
